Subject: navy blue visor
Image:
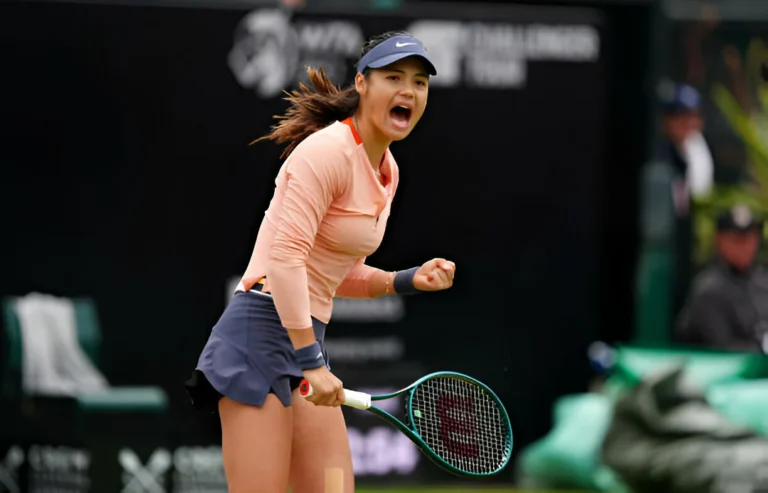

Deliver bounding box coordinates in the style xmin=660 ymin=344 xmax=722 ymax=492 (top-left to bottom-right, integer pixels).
xmin=356 ymin=35 xmax=437 ymax=76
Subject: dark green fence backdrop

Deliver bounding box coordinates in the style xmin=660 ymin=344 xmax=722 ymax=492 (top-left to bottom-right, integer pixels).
xmin=1 ymin=0 xmax=650 ymax=489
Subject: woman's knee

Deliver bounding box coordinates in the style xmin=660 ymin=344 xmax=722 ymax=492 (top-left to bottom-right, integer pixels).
xmin=219 ymin=395 xmax=293 ymax=493
xmin=289 ymin=395 xmax=354 ymax=493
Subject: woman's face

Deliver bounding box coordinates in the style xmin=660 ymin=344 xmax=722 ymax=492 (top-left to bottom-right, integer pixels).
xmin=355 ymin=56 xmax=429 ymax=142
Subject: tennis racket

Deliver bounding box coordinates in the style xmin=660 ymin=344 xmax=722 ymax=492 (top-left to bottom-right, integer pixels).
xmin=299 ymin=371 xmax=513 ymax=477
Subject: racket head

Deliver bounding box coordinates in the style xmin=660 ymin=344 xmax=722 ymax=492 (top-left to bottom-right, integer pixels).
xmin=404 ymin=371 xmax=513 ymax=477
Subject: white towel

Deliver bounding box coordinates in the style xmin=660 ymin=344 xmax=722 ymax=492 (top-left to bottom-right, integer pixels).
xmin=681 ymin=130 xmax=714 ymax=199
xmin=14 ymin=292 xmax=109 ymax=396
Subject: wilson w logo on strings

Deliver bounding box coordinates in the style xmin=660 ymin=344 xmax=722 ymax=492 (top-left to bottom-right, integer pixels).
xmin=437 ymin=394 xmax=480 ymax=458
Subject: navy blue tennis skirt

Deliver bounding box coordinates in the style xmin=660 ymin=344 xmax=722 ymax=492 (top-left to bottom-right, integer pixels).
xmin=184 ymin=288 xmax=328 ymax=410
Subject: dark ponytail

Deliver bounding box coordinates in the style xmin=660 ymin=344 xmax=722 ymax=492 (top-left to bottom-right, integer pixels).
xmin=253 ymin=30 xmax=411 ymax=159
xmin=252 ymin=66 xmax=359 ymax=159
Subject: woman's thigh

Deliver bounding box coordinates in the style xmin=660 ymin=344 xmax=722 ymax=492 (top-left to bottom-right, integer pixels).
xmin=289 ymin=393 xmax=354 ymax=493
xmin=219 ymin=395 xmax=293 ymax=493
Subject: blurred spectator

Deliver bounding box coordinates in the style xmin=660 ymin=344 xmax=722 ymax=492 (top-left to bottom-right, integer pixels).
xmin=658 ymin=81 xmax=715 ymax=321
xmin=659 ymin=82 xmax=714 ymax=202
xmin=675 ymin=204 xmax=767 ymax=352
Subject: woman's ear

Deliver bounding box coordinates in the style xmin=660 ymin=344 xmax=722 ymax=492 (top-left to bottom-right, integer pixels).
xmin=354 ymin=72 xmax=367 ymax=96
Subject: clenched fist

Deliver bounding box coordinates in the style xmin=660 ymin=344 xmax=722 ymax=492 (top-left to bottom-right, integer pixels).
xmin=413 ymin=258 xmax=456 ymax=292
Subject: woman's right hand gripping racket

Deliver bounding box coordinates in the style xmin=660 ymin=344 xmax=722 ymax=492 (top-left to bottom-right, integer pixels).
xmin=299 ymin=371 xmax=513 ymax=477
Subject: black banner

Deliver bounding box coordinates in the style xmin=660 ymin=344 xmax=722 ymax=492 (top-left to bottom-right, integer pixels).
xmin=0 ymin=363 xmax=432 ymax=492
xmin=1 ymin=0 xmax=608 ymax=488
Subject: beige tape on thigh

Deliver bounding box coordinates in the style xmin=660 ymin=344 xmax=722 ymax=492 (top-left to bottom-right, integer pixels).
xmin=324 ymin=467 xmax=344 ymax=493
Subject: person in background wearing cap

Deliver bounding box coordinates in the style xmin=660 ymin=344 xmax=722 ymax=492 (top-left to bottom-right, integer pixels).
xmin=184 ymin=31 xmax=455 ymax=492
xmin=675 ymin=204 xmax=767 ymax=352
xmin=658 ymin=82 xmax=715 ymax=322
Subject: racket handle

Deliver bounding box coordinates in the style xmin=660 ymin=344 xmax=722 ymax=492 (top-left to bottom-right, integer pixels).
xmin=298 ymin=379 xmax=372 ymax=410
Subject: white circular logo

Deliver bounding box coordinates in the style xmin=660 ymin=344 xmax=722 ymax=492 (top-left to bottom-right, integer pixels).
xmin=228 ymin=9 xmax=301 ymax=99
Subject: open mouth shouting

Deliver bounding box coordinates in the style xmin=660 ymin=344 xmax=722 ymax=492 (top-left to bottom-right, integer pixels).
xmin=389 ymin=103 xmax=413 ymax=131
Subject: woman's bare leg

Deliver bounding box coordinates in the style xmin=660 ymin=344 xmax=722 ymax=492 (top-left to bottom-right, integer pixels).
xmin=219 ymin=395 xmax=293 ymax=493
xmin=288 ymin=393 xmax=354 ymax=493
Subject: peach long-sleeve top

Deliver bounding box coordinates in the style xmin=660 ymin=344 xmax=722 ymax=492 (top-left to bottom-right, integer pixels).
xmin=238 ymin=118 xmax=399 ymax=330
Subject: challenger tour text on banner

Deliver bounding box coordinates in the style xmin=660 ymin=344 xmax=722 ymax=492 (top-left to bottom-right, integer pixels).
xmin=407 ymin=21 xmax=599 ymax=88
xmin=228 ymin=8 xmax=601 ymax=98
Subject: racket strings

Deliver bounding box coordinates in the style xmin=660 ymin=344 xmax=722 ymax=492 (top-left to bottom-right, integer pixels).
xmin=410 ymin=377 xmax=510 ymax=474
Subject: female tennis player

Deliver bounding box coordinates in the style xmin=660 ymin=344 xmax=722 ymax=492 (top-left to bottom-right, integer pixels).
xmin=185 ymin=31 xmax=455 ymax=493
